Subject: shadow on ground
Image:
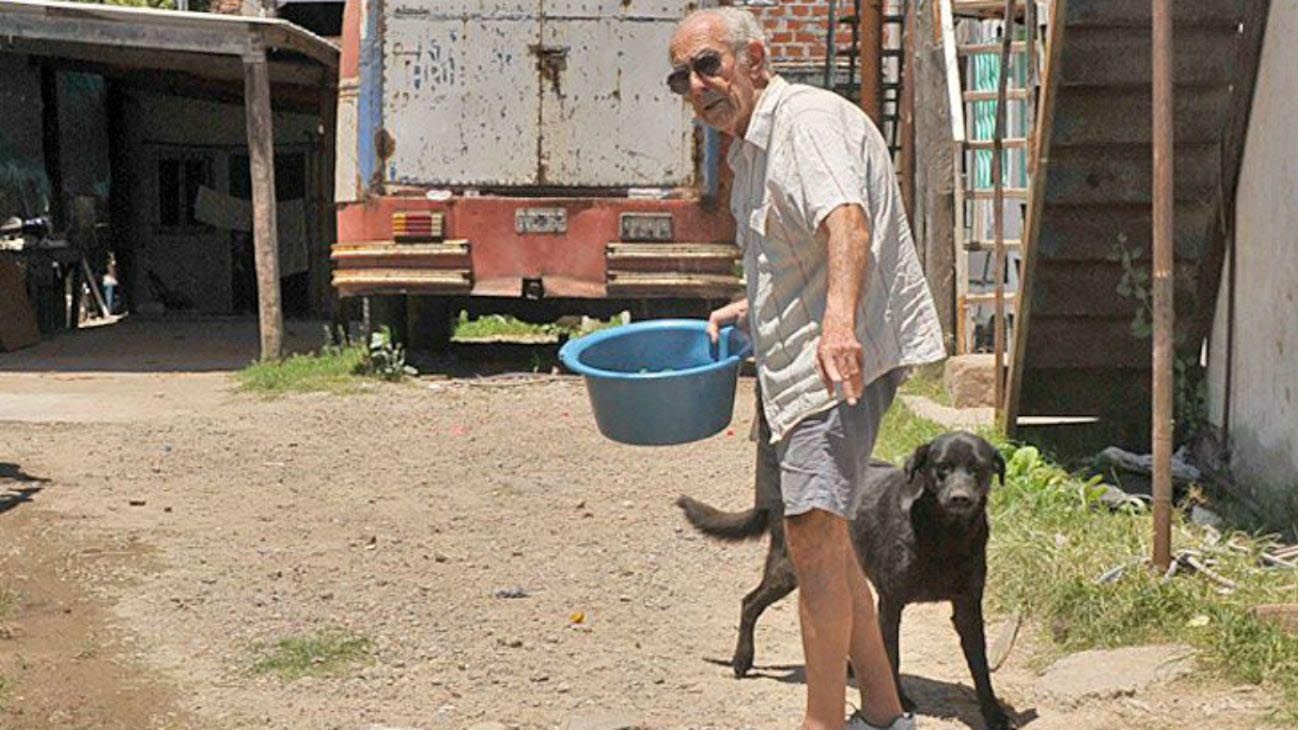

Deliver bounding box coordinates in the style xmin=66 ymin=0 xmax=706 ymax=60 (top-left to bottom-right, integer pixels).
xmin=0 ymin=462 xmax=48 ymax=515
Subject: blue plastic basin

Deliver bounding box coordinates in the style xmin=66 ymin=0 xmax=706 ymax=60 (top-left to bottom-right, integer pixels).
xmin=558 ymin=319 xmax=752 ymax=446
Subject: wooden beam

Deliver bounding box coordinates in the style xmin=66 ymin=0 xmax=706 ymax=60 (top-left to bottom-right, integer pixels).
xmin=1006 ymin=0 xmax=1066 ymax=428
xmin=899 ymin=0 xmax=916 ymax=223
xmin=243 ymin=41 xmax=284 ymax=361
xmin=915 ymin=0 xmax=957 ymax=352
xmin=0 ymin=11 xmax=250 ymax=58
xmin=859 ymin=0 xmax=883 ymax=124
xmin=4 ymin=38 xmax=328 ymax=91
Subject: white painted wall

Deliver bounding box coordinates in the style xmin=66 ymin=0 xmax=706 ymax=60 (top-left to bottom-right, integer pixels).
xmin=1206 ymin=0 xmax=1297 ymax=523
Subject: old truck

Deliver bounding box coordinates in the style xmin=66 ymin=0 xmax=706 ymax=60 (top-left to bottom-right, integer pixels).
xmin=331 ymin=0 xmax=740 ymax=346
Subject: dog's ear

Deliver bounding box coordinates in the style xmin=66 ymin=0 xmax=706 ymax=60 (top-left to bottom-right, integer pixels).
xmin=904 ymin=443 xmax=929 ymax=482
xmin=993 ymin=449 xmax=1006 ymax=486
xmin=900 ymin=443 xmax=930 ymax=511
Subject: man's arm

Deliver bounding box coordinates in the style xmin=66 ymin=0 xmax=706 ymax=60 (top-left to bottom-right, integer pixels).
xmin=817 ymin=202 xmax=871 ymax=404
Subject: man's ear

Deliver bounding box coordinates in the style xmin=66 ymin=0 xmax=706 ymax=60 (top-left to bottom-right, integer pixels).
xmin=745 ymin=39 xmax=766 ymax=79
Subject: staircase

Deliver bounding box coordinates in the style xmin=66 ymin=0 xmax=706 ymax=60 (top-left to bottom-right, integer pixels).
xmin=1005 ymin=0 xmax=1269 ymax=457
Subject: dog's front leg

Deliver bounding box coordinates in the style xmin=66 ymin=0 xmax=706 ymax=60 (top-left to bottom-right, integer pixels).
xmin=877 ymin=598 xmax=912 ymax=711
xmin=951 ymin=594 xmax=1011 ymax=730
xmin=733 ymin=546 xmax=797 ymax=677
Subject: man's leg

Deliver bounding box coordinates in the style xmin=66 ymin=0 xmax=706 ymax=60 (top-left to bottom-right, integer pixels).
xmin=785 ymin=508 xmax=856 ymax=730
xmin=847 ymin=369 xmax=908 ymax=724
xmin=846 ymin=551 xmax=905 ymax=725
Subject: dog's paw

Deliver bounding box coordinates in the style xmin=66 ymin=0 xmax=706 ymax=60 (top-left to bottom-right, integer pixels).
xmin=731 ymin=653 xmax=753 ymax=678
xmin=981 ymin=706 xmax=1013 ymax=730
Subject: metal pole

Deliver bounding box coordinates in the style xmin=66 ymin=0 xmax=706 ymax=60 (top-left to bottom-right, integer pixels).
xmin=825 ymin=0 xmax=839 ymax=92
xmin=992 ymin=0 xmax=1015 ymax=417
xmin=860 ymin=0 xmax=884 ymax=124
xmin=1151 ymin=0 xmax=1175 ymax=572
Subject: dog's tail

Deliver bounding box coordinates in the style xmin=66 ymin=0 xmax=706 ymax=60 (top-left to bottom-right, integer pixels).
xmin=675 ymin=495 xmax=770 ymax=541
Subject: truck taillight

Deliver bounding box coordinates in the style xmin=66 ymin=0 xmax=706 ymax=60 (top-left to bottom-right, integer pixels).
xmin=392 ymin=211 xmax=444 ymax=242
xmin=619 ymin=213 xmax=673 ymax=242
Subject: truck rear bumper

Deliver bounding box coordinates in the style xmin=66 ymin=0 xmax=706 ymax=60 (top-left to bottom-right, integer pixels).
xmin=333 ymin=196 xmax=741 ymax=300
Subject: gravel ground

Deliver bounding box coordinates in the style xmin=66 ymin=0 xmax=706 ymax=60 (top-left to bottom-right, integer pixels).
xmin=0 ymin=319 xmax=1280 ymax=729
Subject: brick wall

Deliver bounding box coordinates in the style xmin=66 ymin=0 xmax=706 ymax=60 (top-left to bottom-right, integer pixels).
xmin=734 ymin=0 xmax=852 ymax=69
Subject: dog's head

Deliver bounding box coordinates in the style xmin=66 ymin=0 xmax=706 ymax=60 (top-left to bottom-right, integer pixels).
xmin=902 ymin=431 xmax=1005 ymax=519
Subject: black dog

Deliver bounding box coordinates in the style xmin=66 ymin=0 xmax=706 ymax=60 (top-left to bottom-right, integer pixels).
xmin=677 ymin=431 xmax=1011 ymax=730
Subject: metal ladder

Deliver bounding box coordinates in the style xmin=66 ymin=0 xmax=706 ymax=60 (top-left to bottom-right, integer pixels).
xmin=824 ymin=0 xmax=908 ymax=164
xmin=942 ymin=0 xmax=1045 ymax=380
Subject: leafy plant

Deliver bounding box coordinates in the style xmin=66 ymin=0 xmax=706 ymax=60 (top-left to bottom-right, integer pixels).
xmin=1114 ymin=244 xmax=1210 ymax=442
xmin=359 ymin=326 xmax=416 ymax=381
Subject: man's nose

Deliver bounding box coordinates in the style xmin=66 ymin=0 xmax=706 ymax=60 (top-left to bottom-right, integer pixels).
xmin=689 ymin=69 xmax=711 ymax=96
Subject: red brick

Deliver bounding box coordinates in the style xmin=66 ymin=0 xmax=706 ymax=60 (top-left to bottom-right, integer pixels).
xmin=770 ymin=31 xmax=795 ymax=44
xmin=811 ymin=5 xmax=829 ymax=16
xmin=795 ymin=31 xmax=819 ymax=43
xmin=791 ymin=5 xmax=810 ymax=16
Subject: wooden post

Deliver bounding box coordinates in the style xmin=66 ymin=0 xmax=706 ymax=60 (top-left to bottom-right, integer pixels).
xmin=243 ymin=39 xmax=284 ymax=361
xmin=1151 ymin=0 xmax=1175 ymax=572
xmin=992 ymin=0 xmax=1015 ymax=418
xmin=860 ymin=0 xmax=884 ymax=124
xmin=899 ymin=0 xmax=917 ymax=223
xmin=915 ymin=0 xmax=956 ymax=352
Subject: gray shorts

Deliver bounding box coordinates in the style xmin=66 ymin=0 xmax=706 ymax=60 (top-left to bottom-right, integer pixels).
xmin=755 ymin=370 xmax=901 ymax=520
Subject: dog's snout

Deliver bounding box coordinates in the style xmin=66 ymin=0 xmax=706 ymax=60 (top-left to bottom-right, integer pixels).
xmin=945 ymin=492 xmax=976 ymax=510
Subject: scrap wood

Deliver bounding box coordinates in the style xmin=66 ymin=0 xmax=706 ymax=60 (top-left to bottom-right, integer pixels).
xmin=1173 ymin=550 xmax=1238 ymax=592
xmin=989 ymin=610 xmax=1021 ymax=671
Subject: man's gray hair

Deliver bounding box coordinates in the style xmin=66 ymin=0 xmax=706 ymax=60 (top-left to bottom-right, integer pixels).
xmin=679 ymin=7 xmax=770 ymax=71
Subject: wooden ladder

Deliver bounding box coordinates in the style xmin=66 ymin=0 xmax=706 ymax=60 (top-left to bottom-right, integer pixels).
xmin=941 ymin=0 xmax=1046 ymax=406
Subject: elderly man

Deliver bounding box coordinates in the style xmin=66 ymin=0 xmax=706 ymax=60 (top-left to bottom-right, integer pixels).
xmin=668 ymin=8 xmax=945 ymax=730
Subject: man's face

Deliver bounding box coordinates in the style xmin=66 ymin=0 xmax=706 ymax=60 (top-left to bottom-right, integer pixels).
xmin=668 ymin=17 xmax=763 ymax=137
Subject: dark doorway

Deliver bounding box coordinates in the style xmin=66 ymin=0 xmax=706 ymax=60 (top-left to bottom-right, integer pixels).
xmin=228 ymin=151 xmax=310 ymax=316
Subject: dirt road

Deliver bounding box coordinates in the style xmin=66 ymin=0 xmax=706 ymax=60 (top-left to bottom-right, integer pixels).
xmin=0 ymin=320 xmax=1280 ymax=729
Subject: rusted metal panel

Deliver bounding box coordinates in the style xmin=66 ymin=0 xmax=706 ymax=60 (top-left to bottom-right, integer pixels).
xmin=537 ymin=0 xmax=695 ymax=187
xmin=382 ymin=0 xmax=542 ymax=186
xmin=378 ymin=0 xmax=694 ymax=188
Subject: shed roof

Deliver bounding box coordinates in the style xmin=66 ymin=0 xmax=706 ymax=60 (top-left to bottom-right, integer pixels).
xmin=0 ymin=0 xmax=337 ymax=100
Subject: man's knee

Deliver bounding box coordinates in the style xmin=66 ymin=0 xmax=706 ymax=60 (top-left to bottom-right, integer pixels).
xmin=785 ymin=509 xmax=850 ymax=575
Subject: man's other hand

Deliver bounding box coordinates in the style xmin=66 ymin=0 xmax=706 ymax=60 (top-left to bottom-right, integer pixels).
xmin=707 ymin=299 xmax=750 ymax=344
xmin=816 ymin=319 xmax=864 ymax=405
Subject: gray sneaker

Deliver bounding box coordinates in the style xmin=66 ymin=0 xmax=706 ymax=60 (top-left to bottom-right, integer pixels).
xmin=845 ymin=710 xmax=916 ymax=730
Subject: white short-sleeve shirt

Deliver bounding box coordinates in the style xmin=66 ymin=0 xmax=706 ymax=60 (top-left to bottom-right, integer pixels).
xmin=728 ymin=76 xmax=946 ymax=441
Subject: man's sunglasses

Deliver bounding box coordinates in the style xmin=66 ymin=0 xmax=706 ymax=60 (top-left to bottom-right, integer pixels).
xmin=667 ymin=50 xmax=724 ymax=95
